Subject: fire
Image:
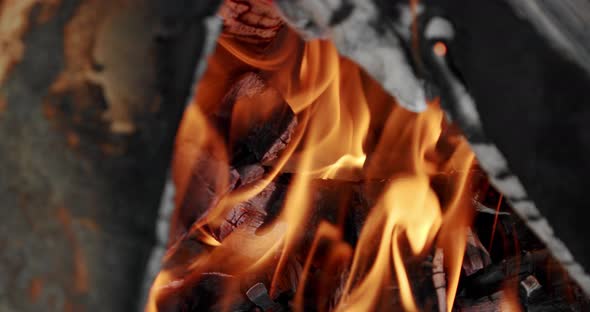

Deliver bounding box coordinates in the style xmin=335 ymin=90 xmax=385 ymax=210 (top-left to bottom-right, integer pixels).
xmin=147 ymin=3 xmax=476 ymax=311
xmin=500 ymin=286 xmax=524 ymax=312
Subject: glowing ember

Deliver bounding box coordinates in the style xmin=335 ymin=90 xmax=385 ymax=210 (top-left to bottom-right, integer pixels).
xmin=433 ymin=42 xmax=448 ymax=57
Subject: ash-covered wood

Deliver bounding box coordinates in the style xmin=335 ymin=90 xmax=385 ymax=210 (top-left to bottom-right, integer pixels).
xmin=273 ymin=0 xmax=427 ymax=112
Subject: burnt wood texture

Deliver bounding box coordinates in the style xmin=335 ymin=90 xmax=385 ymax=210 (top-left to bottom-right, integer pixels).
xmin=0 ymin=0 xmax=220 ymax=311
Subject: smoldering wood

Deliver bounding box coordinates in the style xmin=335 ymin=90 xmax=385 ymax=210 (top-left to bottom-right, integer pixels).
xmin=172 ymin=83 xmax=297 ymax=240
xmin=217 ymin=181 xmax=275 ymax=241
xmin=461 ymin=250 xmax=551 ymax=299
xmin=463 ymin=227 xmax=492 ymax=277
xmin=215 ymin=72 xmax=298 ymax=167
xmin=432 ymin=248 xmax=447 ymax=312
xmin=246 ymin=282 xmax=285 ymax=312
xmin=455 ymin=291 xmax=504 ymax=312
xmin=168 ymin=173 xmax=489 ymax=311
xmin=155 ymin=273 xmax=254 ymax=312
xmin=210 ymin=177 xmax=374 ymax=249
xmin=159 ymin=167 xmax=590 ymax=311
xmin=520 ymin=275 xmax=543 ymax=303
xmin=0 ymin=0 xmax=221 ymax=311
xmin=172 ymin=157 xmax=239 ymax=240
xmin=231 ymin=102 xmax=298 ymax=168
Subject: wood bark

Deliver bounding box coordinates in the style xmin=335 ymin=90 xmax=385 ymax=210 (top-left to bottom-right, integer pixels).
xmin=0 ymin=0 xmax=221 ymax=311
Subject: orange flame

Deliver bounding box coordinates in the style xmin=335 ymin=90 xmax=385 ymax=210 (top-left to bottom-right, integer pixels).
xmin=501 ymin=285 xmax=524 ymax=312
xmin=148 ymin=17 xmax=476 ymax=312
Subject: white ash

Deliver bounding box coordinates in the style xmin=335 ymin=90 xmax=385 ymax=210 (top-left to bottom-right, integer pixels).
xmin=274 ymin=0 xmax=427 ymax=112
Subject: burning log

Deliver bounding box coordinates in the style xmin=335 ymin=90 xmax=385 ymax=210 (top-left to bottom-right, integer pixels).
xmin=246 ymin=283 xmax=285 ymax=312
xmin=217 ymin=181 xmax=276 ymax=241
xmin=461 ymin=250 xmax=550 ymax=299
xmin=170 ymin=71 xmax=298 ymax=240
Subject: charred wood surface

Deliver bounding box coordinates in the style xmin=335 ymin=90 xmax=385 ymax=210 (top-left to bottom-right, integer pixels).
xmin=0 ymin=0 xmax=220 ymax=311
xmin=157 ymin=176 xmax=444 ymax=311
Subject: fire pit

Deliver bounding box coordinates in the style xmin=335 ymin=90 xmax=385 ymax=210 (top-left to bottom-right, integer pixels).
xmin=144 ymin=1 xmax=590 ymax=311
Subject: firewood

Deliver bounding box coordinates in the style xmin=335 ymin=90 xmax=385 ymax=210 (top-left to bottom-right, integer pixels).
xmin=155 ymin=272 xmax=254 ymax=312
xmin=463 ymin=227 xmax=492 ymax=276
xmin=172 ymin=158 xmax=240 ymax=241
xmin=461 ymin=250 xmax=550 ymax=299
xmin=238 ymin=164 xmax=266 ymax=186
xmin=432 ymin=248 xmax=447 ymax=312
xmin=455 ymin=291 xmax=503 ymax=312
xmin=520 ymin=275 xmax=543 ymax=304
xmin=218 ymin=0 xmax=285 ymax=45
xmin=218 ymin=181 xmax=277 ymax=241
xmin=231 ymin=104 xmax=298 ymax=167
xmin=208 ymin=71 xmax=298 ymax=168
xmin=246 ymin=283 xmax=285 ymax=312
xmin=422 ymin=0 xmax=590 ymax=295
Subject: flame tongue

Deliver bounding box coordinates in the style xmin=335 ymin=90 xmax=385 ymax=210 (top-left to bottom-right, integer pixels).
xmin=148 ymin=4 xmax=476 ymax=311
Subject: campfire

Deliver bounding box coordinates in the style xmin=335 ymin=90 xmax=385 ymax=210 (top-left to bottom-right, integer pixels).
xmin=145 ymin=1 xmax=589 ymax=311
